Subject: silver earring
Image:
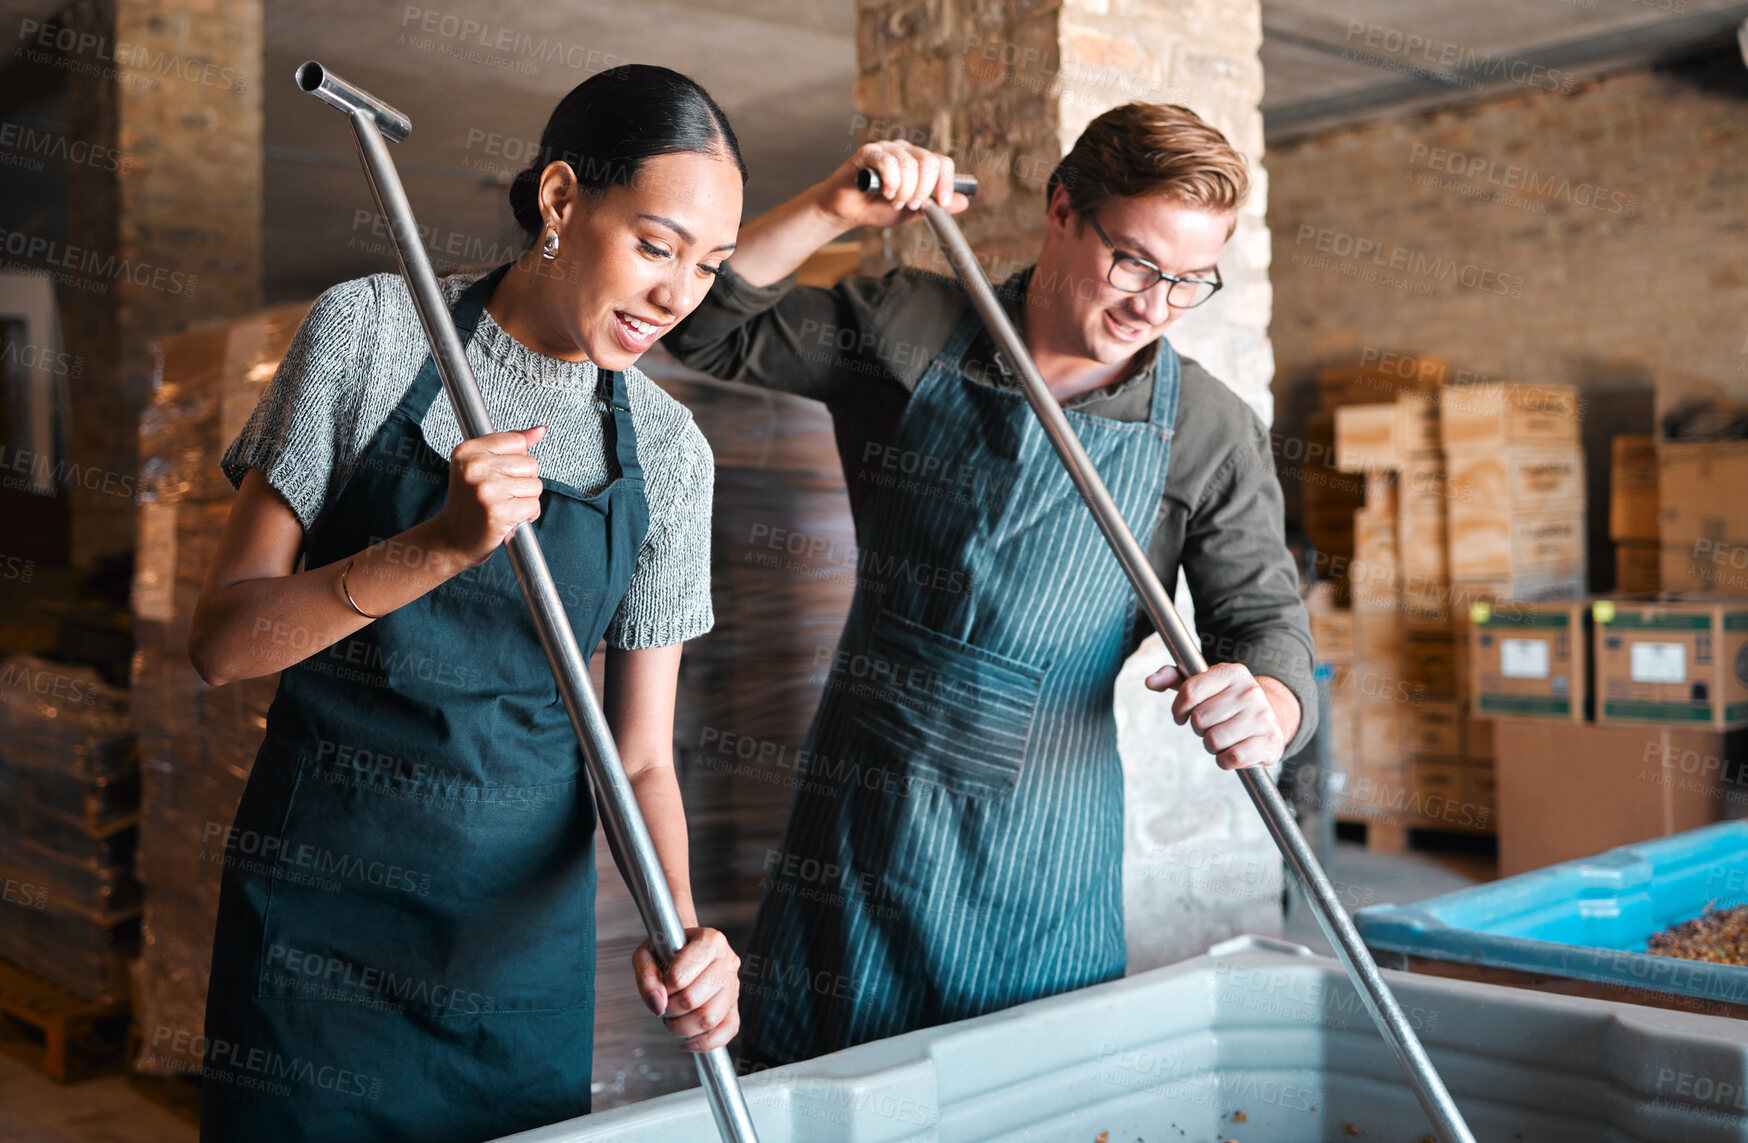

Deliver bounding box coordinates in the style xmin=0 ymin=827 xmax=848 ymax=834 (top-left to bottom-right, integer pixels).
xmin=540 ymin=224 xmax=559 ymax=261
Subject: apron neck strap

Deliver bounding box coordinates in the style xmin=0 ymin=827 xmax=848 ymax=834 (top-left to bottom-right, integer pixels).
xmin=1144 ymin=336 xmax=1181 ymax=435
xmin=939 ymin=306 xmax=987 ymax=372
xmin=599 ymin=368 xmax=643 ymax=481
xmin=400 ymin=262 xmax=516 ymax=422
xmin=453 ymin=261 xmax=513 ymax=334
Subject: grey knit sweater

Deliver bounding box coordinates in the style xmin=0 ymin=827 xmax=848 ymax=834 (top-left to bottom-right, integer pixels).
xmin=220 ymin=269 xmax=714 ymax=650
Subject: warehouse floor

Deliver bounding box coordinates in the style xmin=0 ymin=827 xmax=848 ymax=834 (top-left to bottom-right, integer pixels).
xmin=0 ymin=836 xmax=1491 ymax=1143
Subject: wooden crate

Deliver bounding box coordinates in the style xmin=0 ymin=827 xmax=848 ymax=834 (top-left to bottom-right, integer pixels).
xmin=1448 ymin=508 xmax=1585 ymax=586
xmin=1609 ymin=434 xmax=1659 ymax=542
xmin=1393 ymin=392 xmax=1440 ymax=459
xmin=1334 ymin=403 xmax=1397 ymax=472
xmin=1363 ymin=471 xmax=1398 ymax=514
xmin=1446 ymin=447 xmax=1585 ymax=517
xmin=1358 ymin=696 xmax=1404 ymax=768
xmin=1405 ymin=630 xmax=1458 ymax=695
xmin=1406 ymin=700 xmax=1463 ymax=755
xmin=1461 ymin=762 xmax=1496 ymax=821
xmin=1412 ymin=758 xmax=1466 ymax=811
xmin=1308 ymin=607 xmax=1353 ymax=665
xmin=1397 ymin=458 xmax=1449 ymax=584
xmin=1439 ymin=382 xmax=1581 ymax=450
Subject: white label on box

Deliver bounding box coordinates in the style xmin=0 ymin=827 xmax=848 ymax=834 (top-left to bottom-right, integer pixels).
xmin=1500 ymin=638 xmax=1550 ymax=679
xmin=1630 ymin=642 xmax=1687 ymax=684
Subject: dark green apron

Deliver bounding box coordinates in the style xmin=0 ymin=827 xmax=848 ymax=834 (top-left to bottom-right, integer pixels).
xmin=201 ymin=263 xmax=650 ymax=1142
xmin=739 ymin=308 xmax=1180 ymax=1065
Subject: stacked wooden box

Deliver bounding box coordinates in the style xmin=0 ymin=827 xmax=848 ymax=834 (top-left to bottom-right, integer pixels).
xmin=1317 ymin=377 xmax=1586 ymax=836
xmin=1440 ymin=383 xmax=1587 ymax=602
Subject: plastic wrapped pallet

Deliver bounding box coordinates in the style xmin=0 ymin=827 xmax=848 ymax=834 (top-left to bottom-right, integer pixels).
xmin=130 ymin=303 xmax=308 ymax=1074
xmin=0 ymin=652 xmax=139 ymax=1004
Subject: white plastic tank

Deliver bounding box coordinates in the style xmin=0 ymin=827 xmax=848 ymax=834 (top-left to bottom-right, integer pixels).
xmin=498 ymin=936 xmax=1748 ymax=1142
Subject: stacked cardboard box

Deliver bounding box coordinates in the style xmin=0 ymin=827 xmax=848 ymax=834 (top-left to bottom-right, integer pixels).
xmin=1326 ymin=388 xmax=1487 ymax=830
xmin=1442 ymin=382 xmax=1587 ymax=601
xmin=1592 ymin=595 xmax=1748 ymax=730
xmin=1657 ymin=441 xmax=1748 ymax=595
xmin=1494 ymin=722 xmax=1743 ymax=876
xmin=1346 ymin=471 xmax=1410 ymax=818
xmin=130 ymin=304 xmax=309 ymax=1075
xmin=1466 ymin=599 xmax=1591 ymax=723
xmin=1610 ymin=435 xmax=1660 ymax=592
xmin=1470 ymin=591 xmax=1748 ymax=874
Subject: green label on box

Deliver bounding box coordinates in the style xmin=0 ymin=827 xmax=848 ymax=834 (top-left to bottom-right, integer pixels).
xmin=1480 ymin=611 xmax=1570 ymax=629
xmin=1602 ymin=700 xmax=1712 ymax=721
xmin=1605 ymin=613 xmax=1712 ymax=630
xmin=1725 ymin=700 xmax=1748 ymax=723
xmin=1723 ymin=612 xmax=1748 ymax=631
xmin=1478 ymin=693 xmax=1572 ymax=716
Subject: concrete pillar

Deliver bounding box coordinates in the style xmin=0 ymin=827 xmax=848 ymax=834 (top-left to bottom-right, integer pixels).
xmin=58 ymin=0 xmax=262 ymax=569
xmin=852 ymin=0 xmax=1283 ymax=969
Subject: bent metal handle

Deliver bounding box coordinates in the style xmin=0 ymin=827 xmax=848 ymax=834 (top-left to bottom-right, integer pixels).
xmin=907 ymin=194 xmax=1478 ymax=1143
xmin=295 ymin=62 xmax=761 ymax=1143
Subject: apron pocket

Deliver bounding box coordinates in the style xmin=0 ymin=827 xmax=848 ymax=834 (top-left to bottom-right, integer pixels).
xmin=253 ymin=753 xmax=595 ymax=1017
xmin=845 ymin=610 xmax=1045 ymax=800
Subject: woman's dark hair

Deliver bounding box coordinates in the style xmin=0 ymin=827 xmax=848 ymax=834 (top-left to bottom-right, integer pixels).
xmin=508 ymin=64 xmax=746 ymax=239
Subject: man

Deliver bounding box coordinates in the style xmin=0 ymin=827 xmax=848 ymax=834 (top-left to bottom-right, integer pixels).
xmin=667 ymin=102 xmax=1317 ymax=1067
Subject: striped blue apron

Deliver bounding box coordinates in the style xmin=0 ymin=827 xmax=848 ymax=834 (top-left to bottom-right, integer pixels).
xmin=739 ymin=309 xmax=1181 ymax=1065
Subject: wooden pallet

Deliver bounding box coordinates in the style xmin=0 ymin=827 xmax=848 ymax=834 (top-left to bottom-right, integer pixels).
xmin=0 ymin=958 xmax=130 ymax=1081
xmin=1336 ymin=814 xmax=1497 ymax=857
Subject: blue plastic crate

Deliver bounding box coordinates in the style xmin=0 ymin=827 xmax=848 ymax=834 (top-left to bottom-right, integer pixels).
xmin=1356 ymin=821 xmax=1748 ymax=1012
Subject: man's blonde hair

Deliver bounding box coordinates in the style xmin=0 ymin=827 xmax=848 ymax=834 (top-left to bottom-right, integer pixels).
xmin=1047 ymin=103 xmax=1250 ymax=217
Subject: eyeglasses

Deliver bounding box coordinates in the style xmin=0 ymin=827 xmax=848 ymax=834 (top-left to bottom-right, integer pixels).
xmin=1083 ymin=211 xmax=1223 ymax=309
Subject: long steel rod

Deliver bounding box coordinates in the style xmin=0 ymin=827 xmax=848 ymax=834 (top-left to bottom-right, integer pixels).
xmin=298 ymin=62 xmax=760 ymax=1143
xmin=907 ymin=190 xmax=1476 ymax=1143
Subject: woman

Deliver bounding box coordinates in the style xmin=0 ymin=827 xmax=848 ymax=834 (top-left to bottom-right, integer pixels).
xmin=188 ymin=65 xmax=746 ymax=1142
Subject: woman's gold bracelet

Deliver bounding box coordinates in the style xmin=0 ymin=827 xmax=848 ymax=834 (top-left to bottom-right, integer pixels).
xmin=340 ymin=557 xmax=383 ymax=619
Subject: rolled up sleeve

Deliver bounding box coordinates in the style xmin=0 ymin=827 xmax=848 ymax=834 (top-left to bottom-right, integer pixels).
xmin=1178 ymin=412 xmax=1320 ymax=757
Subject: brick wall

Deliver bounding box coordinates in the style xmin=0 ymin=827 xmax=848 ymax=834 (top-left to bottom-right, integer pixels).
xmin=1266 ymin=48 xmax=1748 ymax=445
xmin=62 ymin=0 xmax=263 ymax=568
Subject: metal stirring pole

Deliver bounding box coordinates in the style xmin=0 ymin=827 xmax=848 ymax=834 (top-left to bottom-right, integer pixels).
xmin=294 ymin=61 xmax=762 ymax=1143
xmin=861 ymin=168 xmax=1477 ymax=1143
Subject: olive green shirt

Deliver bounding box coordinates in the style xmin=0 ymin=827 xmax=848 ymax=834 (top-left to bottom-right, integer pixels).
xmin=667 ymin=261 xmax=1318 ymax=756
